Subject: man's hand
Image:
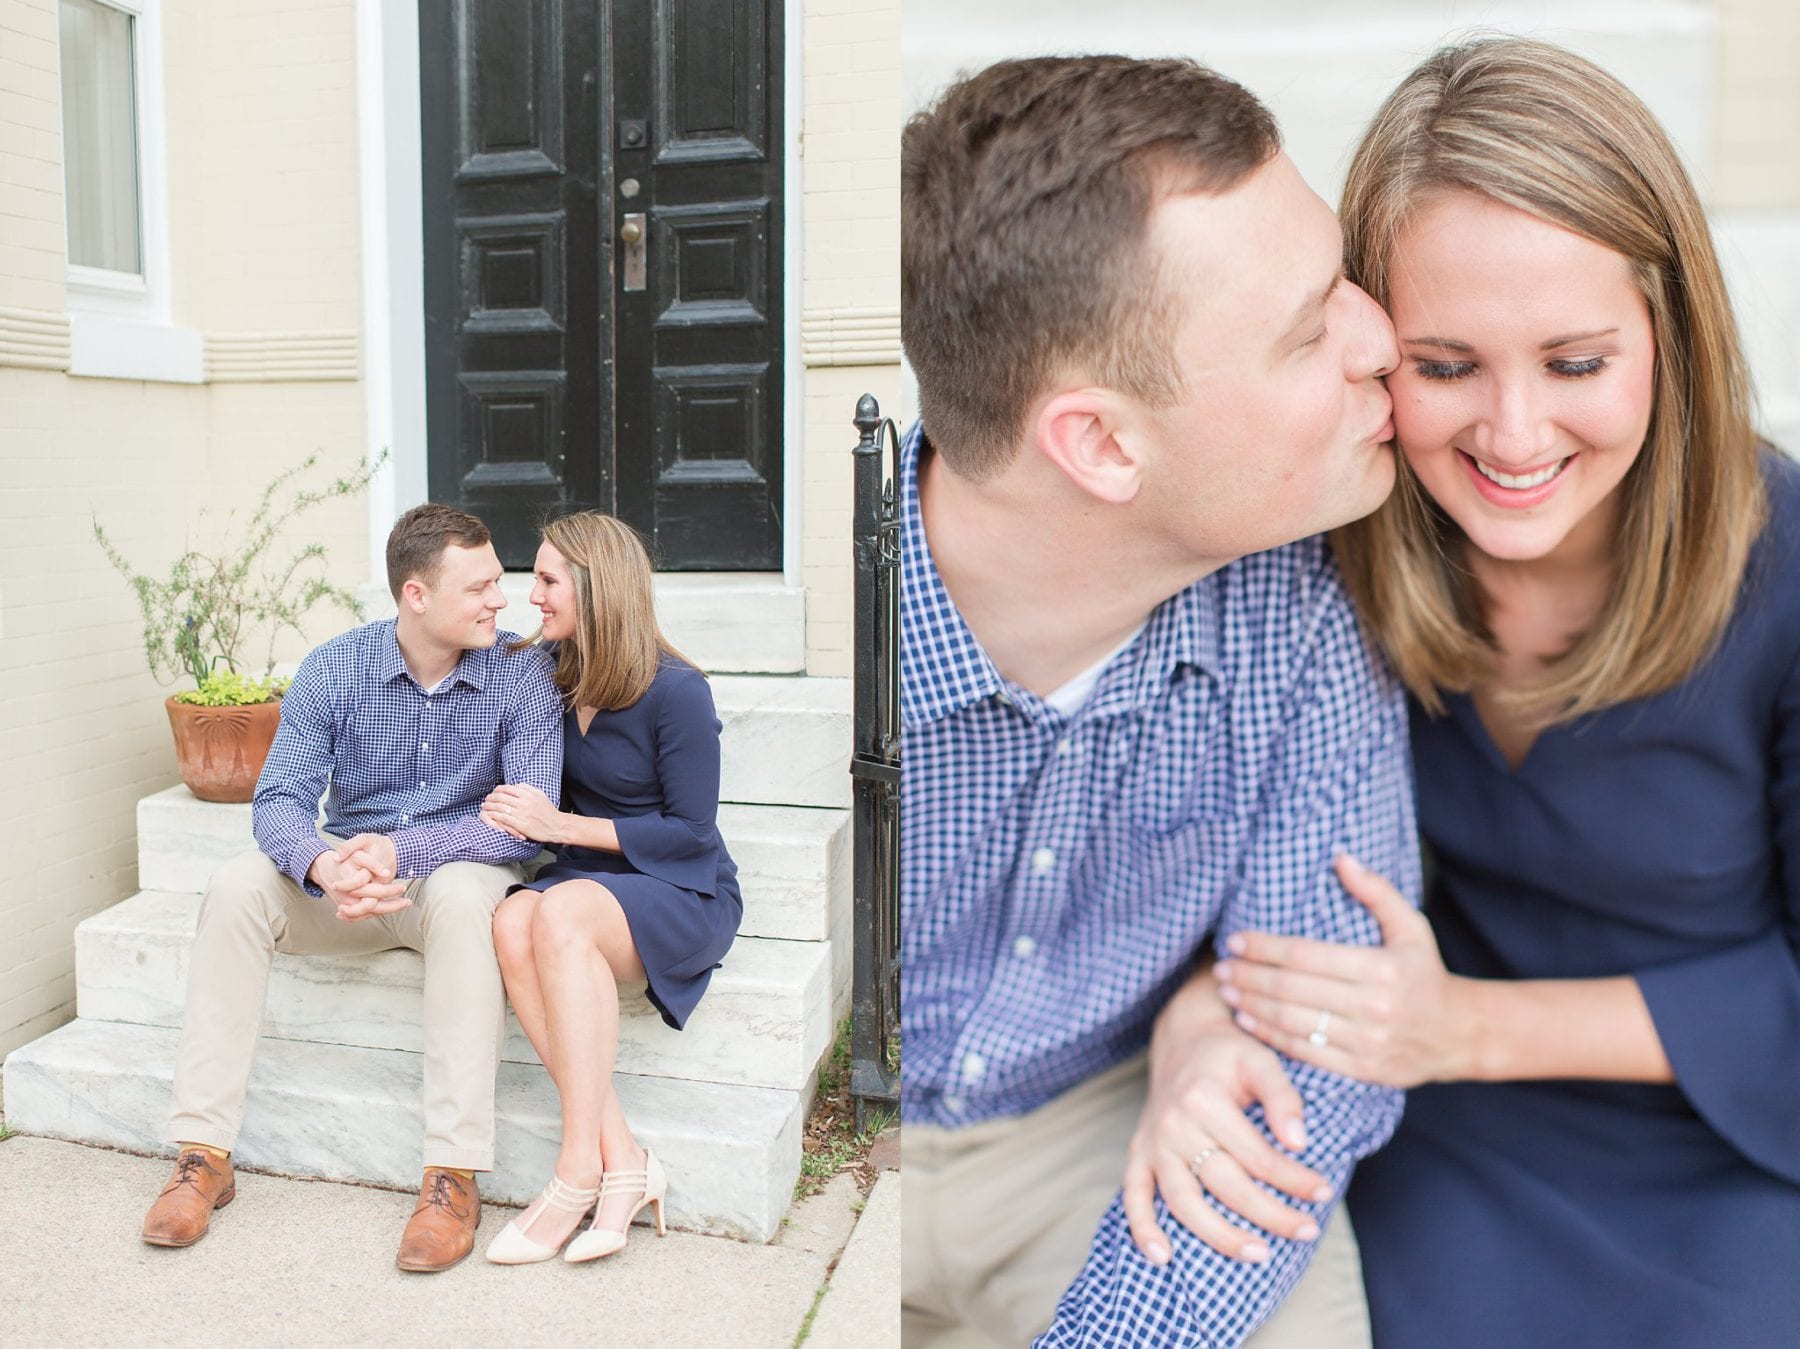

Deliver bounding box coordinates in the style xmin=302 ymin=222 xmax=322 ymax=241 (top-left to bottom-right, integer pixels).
xmin=336 ymin=832 xmax=399 ymax=885
xmin=1125 ymin=969 xmax=1333 ymax=1267
xmin=309 ymin=844 xmax=409 ymax=922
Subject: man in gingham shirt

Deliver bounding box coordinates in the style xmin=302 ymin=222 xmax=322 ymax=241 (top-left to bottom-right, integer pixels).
xmin=901 ymin=57 xmax=1419 ymax=1346
xmin=140 ymin=504 xmax=563 ymax=1274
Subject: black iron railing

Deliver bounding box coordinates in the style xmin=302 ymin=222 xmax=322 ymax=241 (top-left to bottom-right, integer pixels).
xmin=849 ymin=393 xmax=902 ymax=1129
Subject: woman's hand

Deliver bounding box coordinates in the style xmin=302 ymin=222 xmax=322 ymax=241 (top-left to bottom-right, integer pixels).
xmin=481 ymin=783 xmax=566 ymax=845
xmin=1126 ymin=975 xmax=1335 ymax=1267
xmin=1216 ymin=854 xmax=1478 ymax=1088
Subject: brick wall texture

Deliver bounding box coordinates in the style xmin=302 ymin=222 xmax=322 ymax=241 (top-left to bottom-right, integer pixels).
xmin=0 ymin=0 xmax=368 ymax=1066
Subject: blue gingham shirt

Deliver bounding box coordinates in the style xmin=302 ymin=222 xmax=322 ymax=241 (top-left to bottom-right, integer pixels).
xmin=900 ymin=424 xmax=1421 ymax=1346
xmin=253 ymin=620 xmax=565 ymax=893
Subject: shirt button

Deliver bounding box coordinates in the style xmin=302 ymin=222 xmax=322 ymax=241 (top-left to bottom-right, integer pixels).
xmin=943 ymin=1095 xmax=966 ymax=1115
xmin=994 ymin=692 xmax=1013 ymax=708
xmin=962 ymin=1053 xmax=986 ymax=1081
xmin=1013 ymin=935 xmax=1037 ymax=958
xmin=421 ymin=741 xmax=429 ymax=750
xmin=418 ymin=781 xmax=427 ymax=790
xmin=1031 ymin=847 xmax=1056 ymax=874
xmin=1055 ymin=738 xmax=1074 ymax=756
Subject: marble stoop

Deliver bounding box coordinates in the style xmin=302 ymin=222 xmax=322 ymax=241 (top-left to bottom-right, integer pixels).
xmin=3 ymin=1019 xmax=799 ymax=1240
xmin=0 ymin=658 xmax=852 ymax=1244
xmin=714 ymin=675 xmax=853 ymax=810
xmin=136 ymin=787 xmax=854 ymax=1017
xmin=138 ymin=788 xmax=852 ymax=946
xmin=76 ymin=890 xmax=833 ymax=1092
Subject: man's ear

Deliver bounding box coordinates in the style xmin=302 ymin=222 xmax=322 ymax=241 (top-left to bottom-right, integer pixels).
xmin=1031 ymin=390 xmax=1145 ymax=504
xmin=400 ymin=576 xmax=429 ymax=615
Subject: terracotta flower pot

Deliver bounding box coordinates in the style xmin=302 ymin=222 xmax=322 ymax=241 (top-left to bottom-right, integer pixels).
xmin=165 ymin=696 xmax=283 ymax=803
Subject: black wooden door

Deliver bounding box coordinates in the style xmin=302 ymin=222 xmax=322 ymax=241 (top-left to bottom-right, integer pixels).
xmin=420 ymin=0 xmax=784 ymax=571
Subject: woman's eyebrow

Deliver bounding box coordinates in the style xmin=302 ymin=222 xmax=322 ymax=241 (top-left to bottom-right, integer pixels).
xmin=1541 ymin=327 xmax=1619 ymax=350
xmin=1404 ymin=335 xmax=1474 ymax=353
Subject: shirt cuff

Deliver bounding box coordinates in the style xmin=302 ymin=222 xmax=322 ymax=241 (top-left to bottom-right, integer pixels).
xmin=391 ymin=828 xmax=432 ymax=879
xmin=285 ymin=838 xmax=332 ymax=897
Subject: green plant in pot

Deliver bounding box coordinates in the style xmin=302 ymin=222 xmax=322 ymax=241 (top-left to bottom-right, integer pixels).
xmin=95 ymin=451 xmax=385 ymax=802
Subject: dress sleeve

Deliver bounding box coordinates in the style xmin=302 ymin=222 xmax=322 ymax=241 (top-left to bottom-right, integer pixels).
xmin=1039 ymin=576 xmax=1420 ymax=1347
xmin=611 ymin=666 xmax=724 ymax=896
xmin=1634 ymin=633 xmax=1800 ymax=1186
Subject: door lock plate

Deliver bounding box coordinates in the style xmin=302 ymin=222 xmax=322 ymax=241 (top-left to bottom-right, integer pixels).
xmin=621 ymin=212 xmax=647 ymax=291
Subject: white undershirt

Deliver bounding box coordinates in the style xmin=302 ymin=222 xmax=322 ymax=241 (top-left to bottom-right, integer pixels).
xmin=1041 ymin=620 xmax=1149 ymax=717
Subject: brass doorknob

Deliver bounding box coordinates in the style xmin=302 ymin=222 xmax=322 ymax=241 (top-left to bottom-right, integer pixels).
xmin=621 ymin=219 xmax=643 ymax=244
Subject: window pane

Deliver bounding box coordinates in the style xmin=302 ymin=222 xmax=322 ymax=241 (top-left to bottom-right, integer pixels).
xmin=59 ymin=0 xmax=142 ymax=275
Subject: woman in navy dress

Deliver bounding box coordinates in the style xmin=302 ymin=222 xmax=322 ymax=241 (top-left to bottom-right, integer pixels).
xmin=1194 ymin=39 xmax=1800 ymax=1345
xmin=476 ymin=511 xmax=741 ymax=1265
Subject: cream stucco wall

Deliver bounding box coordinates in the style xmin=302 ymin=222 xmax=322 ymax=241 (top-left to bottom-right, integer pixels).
xmin=799 ymin=0 xmax=901 ymax=676
xmin=0 ymin=0 xmax=368 ymax=1063
xmin=1714 ymin=0 xmax=1800 ymax=209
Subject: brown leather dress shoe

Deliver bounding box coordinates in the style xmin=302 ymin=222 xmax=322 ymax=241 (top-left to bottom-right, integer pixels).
xmin=142 ymin=1149 xmax=237 ymax=1247
xmin=396 ymin=1168 xmax=481 ymax=1272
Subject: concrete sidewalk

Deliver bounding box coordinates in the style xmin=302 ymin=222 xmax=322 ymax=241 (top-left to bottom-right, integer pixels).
xmin=0 ymin=1133 xmax=883 ymax=1347
xmin=805 ymin=1170 xmax=900 ymax=1346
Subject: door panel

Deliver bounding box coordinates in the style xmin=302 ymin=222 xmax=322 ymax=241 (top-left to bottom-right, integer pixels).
xmin=422 ymin=0 xmax=781 ymax=570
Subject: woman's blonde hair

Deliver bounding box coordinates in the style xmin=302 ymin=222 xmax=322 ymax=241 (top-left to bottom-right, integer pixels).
xmin=1331 ymin=36 xmax=1766 ymax=726
xmin=514 ymin=512 xmax=696 ymax=710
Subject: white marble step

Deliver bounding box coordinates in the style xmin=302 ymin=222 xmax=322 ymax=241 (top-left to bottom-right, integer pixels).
xmin=78 ymin=891 xmax=834 ymax=1093
xmin=2 ymin=1018 xmax=801 ymax=1241
xmin=358 ymin=573 xmax=807 ymax=674
xmin=714 ymin=675 xmax=852 ymax=809
xmin=137 ymin=788 xmax=850 ymax=944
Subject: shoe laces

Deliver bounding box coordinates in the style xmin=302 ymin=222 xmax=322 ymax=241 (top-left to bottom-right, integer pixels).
xmin=164 ymin=1151 xmax=220 ymax=1195
xmin=418 ymin=1170 xmax=471 ymax=1221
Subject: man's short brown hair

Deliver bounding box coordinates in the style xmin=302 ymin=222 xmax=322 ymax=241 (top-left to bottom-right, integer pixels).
xmin=385 ymin=503 xmax=492 ymax=598
xmin=902 ymin=56 xmax=1280 ymax=480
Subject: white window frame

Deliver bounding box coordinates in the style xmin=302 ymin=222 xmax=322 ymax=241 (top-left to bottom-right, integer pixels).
xmin=59 ymin=0 xmax=202 ymax=382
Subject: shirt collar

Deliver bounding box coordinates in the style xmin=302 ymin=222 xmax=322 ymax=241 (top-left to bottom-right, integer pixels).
xmin=375 ymin=619 xmax=489 ymax=692
xmin=899 ymin=422 xmax=1006 ymax=727
xmin=899 ymin=422 xmax=1222 ymax=728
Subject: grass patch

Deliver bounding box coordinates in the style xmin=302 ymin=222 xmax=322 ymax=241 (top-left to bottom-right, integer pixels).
xmin=795 ymin=1016 xmax=897 ymax=1202
xmin=792 ymin=1274 xmax=832 ymax=1347
xmin=0 ymin=1122 xmax=13 ymax=1143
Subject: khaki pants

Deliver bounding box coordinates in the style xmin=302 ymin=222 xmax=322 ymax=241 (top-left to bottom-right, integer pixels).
xmin=903 ymin=1055 xmax=1371 ymax=1347
xmin=166 ymin=847 xmax=521 ymax=1172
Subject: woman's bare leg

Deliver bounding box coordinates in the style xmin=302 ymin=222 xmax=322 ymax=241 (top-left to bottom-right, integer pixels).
xmin=531 ymin=880 xmax=649 ymax=1238
xmin=492 ymin=891 xmax=558 ymax=1082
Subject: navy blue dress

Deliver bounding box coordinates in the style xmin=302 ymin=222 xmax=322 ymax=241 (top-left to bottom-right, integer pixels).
xmin=1351 ymin=452 xmax=1800 ymax=1347
xmin=518 ymin=656 xmax=742 ymax=1029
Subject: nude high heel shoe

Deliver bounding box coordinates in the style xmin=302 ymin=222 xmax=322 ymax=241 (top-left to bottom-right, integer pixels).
xmin=564 ymin=1150 xmax=667 ymax=1263
xmin=484 ymin=1173 xmax=600 ymax=1264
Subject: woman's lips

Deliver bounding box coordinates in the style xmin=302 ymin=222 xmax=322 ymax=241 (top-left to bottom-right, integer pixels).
xmin=1459 ymin=449 xmax=1573 ymax=508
